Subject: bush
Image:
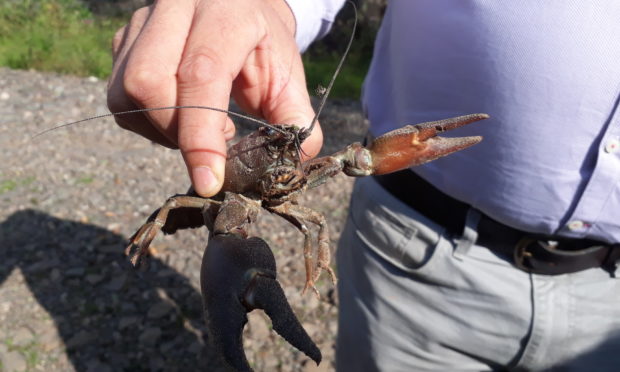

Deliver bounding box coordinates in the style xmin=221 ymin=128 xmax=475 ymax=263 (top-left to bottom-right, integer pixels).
xmin=0 ymin=0 xmax=125 ymax=78
xmin=0 ymin=0 xmax=377 ymax=99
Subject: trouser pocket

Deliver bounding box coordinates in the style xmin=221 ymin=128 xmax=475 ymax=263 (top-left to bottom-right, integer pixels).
xmin=348 ymin=177 xmax=449 ymax=275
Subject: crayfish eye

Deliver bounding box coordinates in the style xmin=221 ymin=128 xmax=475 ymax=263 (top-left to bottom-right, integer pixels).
xmin=263 ymin=127 xmax=276 ymax=137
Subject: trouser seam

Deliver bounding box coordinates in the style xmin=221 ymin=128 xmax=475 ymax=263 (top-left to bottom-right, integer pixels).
xmin=512 ymin=275 xmax=544 ymax=370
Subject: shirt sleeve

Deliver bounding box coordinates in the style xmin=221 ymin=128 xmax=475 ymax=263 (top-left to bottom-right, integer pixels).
xmin=285 ymin=0 xmax=346 ymax=52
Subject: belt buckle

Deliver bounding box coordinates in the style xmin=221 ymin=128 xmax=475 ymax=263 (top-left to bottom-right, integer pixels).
xmin=514 ymin=237 xmax=557 ymax=272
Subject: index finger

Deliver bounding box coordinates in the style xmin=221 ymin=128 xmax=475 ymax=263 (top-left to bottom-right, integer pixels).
xmin=176 ymin=4 xmax=262 ymax=197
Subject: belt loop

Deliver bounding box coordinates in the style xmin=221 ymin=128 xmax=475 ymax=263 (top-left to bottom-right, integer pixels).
xmin=607 ymin=244 xmax=620 ymax=279
xmin=453 ymin=208 xmax=481 ymax=260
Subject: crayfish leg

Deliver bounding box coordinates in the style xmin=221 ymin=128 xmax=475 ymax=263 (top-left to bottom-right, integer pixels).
xmin=313 ymin=222 xmax=337 ymax=286
xmin=126 ymin=194 xmax=214 ymax=265
xmin=267 ymin=202 xmax=337 ymax=298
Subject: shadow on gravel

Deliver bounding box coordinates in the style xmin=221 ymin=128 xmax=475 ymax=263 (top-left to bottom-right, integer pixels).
xmin=0 ymin=209 xmax=228 ymax=371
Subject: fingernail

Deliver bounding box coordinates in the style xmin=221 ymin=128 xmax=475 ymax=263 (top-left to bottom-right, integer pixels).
xmin=192 ymin=166 xmax=219 ymax=196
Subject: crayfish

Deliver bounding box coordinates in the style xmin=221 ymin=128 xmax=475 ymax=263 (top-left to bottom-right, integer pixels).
xmin=36 ymin=3 xmax=488 ymax=371
xmin=123 ymin=111 xmax=486 ymax=371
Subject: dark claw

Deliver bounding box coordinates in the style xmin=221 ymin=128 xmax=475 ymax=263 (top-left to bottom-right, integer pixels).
xmin=201 ymin=234 xmax=321 ymax=372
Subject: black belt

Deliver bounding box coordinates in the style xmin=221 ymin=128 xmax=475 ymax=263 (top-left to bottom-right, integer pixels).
xmin=373 ymin=170 xmax=620 ymax=275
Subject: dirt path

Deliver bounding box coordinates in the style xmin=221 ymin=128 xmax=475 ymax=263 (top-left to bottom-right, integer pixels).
xmin=0 ymin=68 xmax=367 ymax=372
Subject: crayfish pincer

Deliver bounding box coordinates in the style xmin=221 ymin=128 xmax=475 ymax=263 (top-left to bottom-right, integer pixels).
xmin=202 ymin=234 xmax=321 ymax=371
xmin=124 ymin=112 xmax=489 ymax=371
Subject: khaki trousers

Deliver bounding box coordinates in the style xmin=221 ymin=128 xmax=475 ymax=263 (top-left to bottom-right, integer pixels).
xmin=336 ymin=177 xmax=620 ymax=372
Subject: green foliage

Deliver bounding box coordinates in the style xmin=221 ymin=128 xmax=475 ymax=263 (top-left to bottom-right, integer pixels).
xmin=0 ymin=0 xmax=125 ymax=78
xmin=303 ymin=12 xmax=377 ymax=99
xmin=303 ymin=52 xmax=370 ymax=100
xmin=0 ymin=0 xmax=376 ymax=99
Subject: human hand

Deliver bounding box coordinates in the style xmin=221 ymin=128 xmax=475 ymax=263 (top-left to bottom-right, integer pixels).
xmin=107 ymin=0 xmax=323 ymax=196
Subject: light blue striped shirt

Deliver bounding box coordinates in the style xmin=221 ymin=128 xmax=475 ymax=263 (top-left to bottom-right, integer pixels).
xmin=290 ymin=0 xmax=620 ymax=244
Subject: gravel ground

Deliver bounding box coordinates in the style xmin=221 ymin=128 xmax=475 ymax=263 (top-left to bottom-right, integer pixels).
xmin=0 ymin=67 xmax=367 ymax=372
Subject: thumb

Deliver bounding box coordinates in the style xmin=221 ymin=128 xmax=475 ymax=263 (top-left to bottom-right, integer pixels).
xmin=266 ymin=99 xmax=324 ymax=161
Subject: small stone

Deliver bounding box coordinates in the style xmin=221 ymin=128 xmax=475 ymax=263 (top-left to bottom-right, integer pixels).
xmin=66 ymin=330 xmax=97 ymax=348
xmin=159 ymin=340 xmax=177 ymax=354
xmin=85 ymin=274 xmax=104 ymax=285
xmin=0 ymin=350 xmax=27 ymax=372
xmin=12 ymin=326 xmax=34 ymax=346
xmin=106 ymin=273 xmax=127 ymax=291
xmin=301 ymin=322 xmax=320 ymax=339
xmin=328 ymin=318 xmax=338 ymax=335
xmin=40 ymin=328 xmax=62 ymax=352
xmin=247 ymin=312 xmax=270 ymax=340
xmin=50 ymin=268 xmax=61 ymax=281
xmin=139 ymin=327 xmax=161 ymax=347
xmin=188 ymin=341 xmax=203 ymax=355
xmin=118 ymin=316 xmax=140 ymax=330
xmin=155 ymin=269 xmax=177 ymax=277
xmin=106 ymin=352 xmax=129 ymax=369
xmin=66 ymin=267 xmax=85 ymax=277
xmin=302 ymin=359 xmax=331 ymax=372
xmin=262 ymin=353 xmax=280 ymax=370
xmin=57 ymin=353 xmax=70 ymax=368
xmin=25 ymin=260 xmax=57 ymax=273
xmin=0 ymin=301 xmax=11 ymax=314
xmin=0 ymin=91 xmax=9 ymax=100
xmin=86 ymin=358 xmax=113 ymax=372
xmin=147 ymin=302 xmax=174 ymax=319
xmin=149 ymin=356 xmax=166 ymax=371
xmin=87 ymin=76 xmax=99 ymax=83
xmin=120 ymin=302 xmax=137 ymax=313
xmin=98 ymin=244 xmax=122 ymax=254
xmin=302 ymin=292 xmax=320 ymax=310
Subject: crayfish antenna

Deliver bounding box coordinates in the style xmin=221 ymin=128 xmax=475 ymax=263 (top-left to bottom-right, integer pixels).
xmin=306 ymin=0 xmax=358 ymax=136
xmin=31 ymin=105 xmax=289 ymax=139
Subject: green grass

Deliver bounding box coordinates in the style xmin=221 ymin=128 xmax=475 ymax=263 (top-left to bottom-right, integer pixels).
xmin=0 ymin=0 xmax=372 ymax=99
xmin=303 ymin=53 xmax=369 ymax=99
xmin=0 ymin=176 xmax=35 ymax=195
xmin=0 ymin=0 xmax=125 ymax=78
xmin=75 ymin=175 xmax=94 ymax=184
xmin=0 ymin=179 xmax=17 ymax=194
xmin=7 ymin=340 xmax=41 ymax=371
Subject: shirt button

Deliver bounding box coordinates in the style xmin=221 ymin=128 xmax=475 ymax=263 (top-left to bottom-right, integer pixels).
xmin=567 ymin=220 xmax=585 ymax=231
xmin=604 ymin=138 xmax=619 ymax=153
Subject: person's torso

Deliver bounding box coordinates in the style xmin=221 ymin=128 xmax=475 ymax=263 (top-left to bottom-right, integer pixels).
xmin=363 ymin=0 xmax=620 ymax=242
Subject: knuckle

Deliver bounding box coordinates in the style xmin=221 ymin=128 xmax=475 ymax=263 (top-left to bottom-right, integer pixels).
xmin=123 ymin=65 xmax=166 ymax=104
xmin=178 ymin=51 xmax=229 ymax=87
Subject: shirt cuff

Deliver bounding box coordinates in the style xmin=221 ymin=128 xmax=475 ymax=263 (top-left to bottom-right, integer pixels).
xmin=285 ymin=0 xmax=344 ymax=52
